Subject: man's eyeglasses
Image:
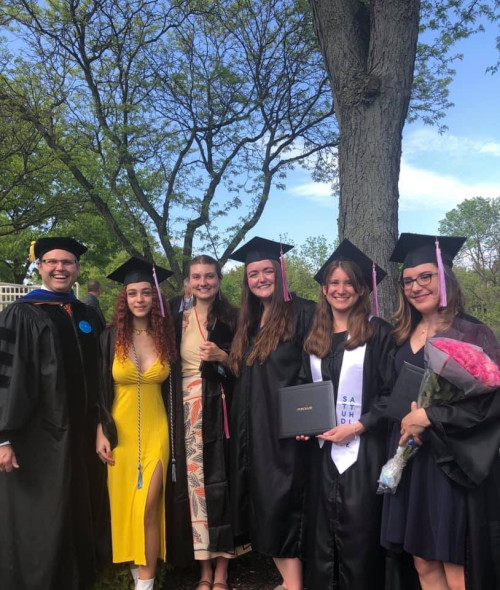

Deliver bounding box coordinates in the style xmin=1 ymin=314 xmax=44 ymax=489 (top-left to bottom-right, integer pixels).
xmin=41 ymin=259 xmax=77 ymax=268
xmin=400 ymin=272 xmax=438 ymax=290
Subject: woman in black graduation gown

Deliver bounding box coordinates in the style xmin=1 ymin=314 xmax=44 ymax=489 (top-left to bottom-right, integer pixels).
xmin=381 ymin=233 xmax=500 ymax=590
xmin=300 ymin=240 xmax=395 ymax=590
xmin=167 ymin=255 xmax=243 ymax=590
xmin=228 ymin=237 xmax=315 ymax=590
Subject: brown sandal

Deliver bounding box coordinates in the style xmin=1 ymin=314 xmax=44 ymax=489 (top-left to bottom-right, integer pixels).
xmin=196 ymin=582 xmax=212 ymax=590
xmin=213 ymin=584 xmax=230 ymax=590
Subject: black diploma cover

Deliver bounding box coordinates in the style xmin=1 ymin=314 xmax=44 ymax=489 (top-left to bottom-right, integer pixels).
xmin=386 ymin=361 xmax=425 ymax=422
xmin=278 ymin=380 xmax=335 ymax=439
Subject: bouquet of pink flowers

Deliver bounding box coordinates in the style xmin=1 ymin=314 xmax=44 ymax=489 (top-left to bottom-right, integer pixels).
xmin=377 ymin=337 xmax=500 ymax=494
xmin=418 ymin=337 xmax=500 ymax=406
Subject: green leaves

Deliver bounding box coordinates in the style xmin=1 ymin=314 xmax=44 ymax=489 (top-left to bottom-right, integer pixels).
xmin=412 ymin=0 xmax=500 ymax=129
xmin=439 ymin=196 xmax=500 ymax=332
xmin=0 ymin=0 xmax=338 ymax=284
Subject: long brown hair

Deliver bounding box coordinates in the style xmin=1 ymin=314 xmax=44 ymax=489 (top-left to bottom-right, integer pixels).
xmin=229 ymin=259 xmax=294 ymax=376
xmin=304 ymin=260 xmax=374 ymax=357
xmin=392 ymin=264 xmax=465 ymax=345
xmin=113 ymin=285 xmax=177 ymax=364
xmin=187 ymin=254 xmax=238 ymax=331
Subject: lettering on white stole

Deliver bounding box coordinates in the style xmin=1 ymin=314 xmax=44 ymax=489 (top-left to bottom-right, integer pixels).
xmin=310 ymin=345 xmax=365 ymax=473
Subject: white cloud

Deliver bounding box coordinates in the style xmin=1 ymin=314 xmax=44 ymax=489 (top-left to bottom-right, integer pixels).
xmin=281 ymin=125 xmax=500 ymax=221
xmin=287 ymin=181 xmax=337 ymax=206
xmin=288 ymin=158 xmax=499 ymax=217
xmin=399 ymin=160 xmax=500 ymax=213
xmin=404 ymin=127 xmax=500 ymax=159
xmin=479 ymin=142 xmax=500 ymax=157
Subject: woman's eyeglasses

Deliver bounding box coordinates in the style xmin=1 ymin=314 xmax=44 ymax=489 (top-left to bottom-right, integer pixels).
xmin=400 ymin=272 xmax=438 ymax=290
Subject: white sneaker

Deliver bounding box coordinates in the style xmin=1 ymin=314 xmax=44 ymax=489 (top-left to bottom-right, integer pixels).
xmin=130 ymin=565 xmax=139 ymax=584
xmin=136 ymin=577 xmax=155 ymax=590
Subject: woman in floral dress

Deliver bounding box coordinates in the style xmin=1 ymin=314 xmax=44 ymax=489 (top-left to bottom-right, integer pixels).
xmin=167 ymin=255 xmax=245 ymax=590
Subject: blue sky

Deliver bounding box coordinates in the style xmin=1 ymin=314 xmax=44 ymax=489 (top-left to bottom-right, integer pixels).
xmin=243 ymin=22 xmax=500 ymax=247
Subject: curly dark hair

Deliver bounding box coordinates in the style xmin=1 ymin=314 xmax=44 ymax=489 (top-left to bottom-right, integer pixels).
xmin=112 ymin=285 xmax=177 ymax=364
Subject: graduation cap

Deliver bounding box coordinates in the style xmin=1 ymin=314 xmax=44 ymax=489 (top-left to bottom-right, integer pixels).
xmin=107 ymin=256 xmax=173 ymax=285
xmin=390 ymin=233 xmax=466 ymax=269
xmin=229 ymin=236 xmax=294 ymax=265
xmin=31 ymin=237 xmax=87 ymax=262
xmin=229 ymin=237 xmax=294 ymax=302
xmin=314 ymin=239 xmax=386 ymax=287
xmin=107 ymin=257 xmax=173 ymax=318
xmin=314 ymin=239 xmax=386 ymax=315
xmin=390 ymin=233 xmax=466 ymax=309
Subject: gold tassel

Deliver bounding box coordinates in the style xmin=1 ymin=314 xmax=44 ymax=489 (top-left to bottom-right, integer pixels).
xmin=29 ymin=241 xmax=37 ymax=263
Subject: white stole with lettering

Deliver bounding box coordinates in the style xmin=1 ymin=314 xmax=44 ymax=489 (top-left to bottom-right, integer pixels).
xmin=310 ymin=343 xmax=366 ymax=474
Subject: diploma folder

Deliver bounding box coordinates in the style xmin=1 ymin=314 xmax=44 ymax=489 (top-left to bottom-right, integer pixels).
xmin=385 ymin=361 xmax=425 ymax=422
xmin=278 ymin=380 xmax=335 ymax=439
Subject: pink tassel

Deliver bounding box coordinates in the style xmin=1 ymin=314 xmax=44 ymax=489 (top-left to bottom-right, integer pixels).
xmin=152 ymin=263 xmax=166 ymax=317
xmin=371 ymin=262 xmax=379 ymax=316
xmin=435 ymin=237 xmax=447 ymax=308
xmin=280 ymin=244 xmax=291 ymax=302
xmin=221 ymin=385 xmax=230 ymax=439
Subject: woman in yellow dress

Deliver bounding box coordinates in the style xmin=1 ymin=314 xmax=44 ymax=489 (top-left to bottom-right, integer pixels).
xmin=96 ymin=257 xmax=177 ymax=590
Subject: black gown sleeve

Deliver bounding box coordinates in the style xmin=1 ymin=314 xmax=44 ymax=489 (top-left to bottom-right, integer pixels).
xmin=358 ymin=317 xmax=397 ymax=432
xmin=98 ymin=326 xmax=118 ymax=448
xmin=0 ymin=304 xmax=46 ymax=441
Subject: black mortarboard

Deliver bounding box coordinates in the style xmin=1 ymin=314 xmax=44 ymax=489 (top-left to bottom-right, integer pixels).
xmin=107 ymin=256 xmax=173 ymax=285
xmin=313 ymin=239 xmax=386 ymax=290
xmin=229 ymin=237 xmax=293 ymax=265
xmin=32 ymin=237 xmax=87 ymax=261
xmin=390 ymin=233 xmax=466 ymax=269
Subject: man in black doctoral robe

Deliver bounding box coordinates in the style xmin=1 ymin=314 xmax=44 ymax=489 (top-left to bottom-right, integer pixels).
xmin=0 ymin=237 xmax=105 ymax=590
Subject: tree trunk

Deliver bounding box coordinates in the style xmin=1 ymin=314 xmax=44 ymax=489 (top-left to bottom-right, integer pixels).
xmin=309 ymin=0 xmax=420 ymax=318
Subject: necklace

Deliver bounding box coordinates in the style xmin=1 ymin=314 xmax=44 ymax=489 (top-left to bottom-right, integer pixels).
xmin=133 ymin=328 xmax=150 ymax=335
xmin=417 ymin=322 xmax=429 ymax=336
xmin=131 ymin=341 xmax=143 ymax=490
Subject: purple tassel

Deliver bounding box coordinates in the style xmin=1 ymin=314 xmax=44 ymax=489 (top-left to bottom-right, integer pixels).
xmin=435 ymin=237 xmax=447 ymax=308
xmin=280 ymin=244 xmax=291 ymax=302
xmin=371 ymin=262 xmax=379 ymax=316
xmin=152 ymin=263 xmax=166 ymax=317
xmin=221 ymin=386 xmax=230 ymax=439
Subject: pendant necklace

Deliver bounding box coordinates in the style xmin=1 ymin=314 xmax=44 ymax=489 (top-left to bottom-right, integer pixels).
xmin=417 ymin=319 xmax=428 ymax=334
xmin=133 ymin=328 xmax=150 ymax=335
xmin=131 ymin=341 xmax=143 ymax=490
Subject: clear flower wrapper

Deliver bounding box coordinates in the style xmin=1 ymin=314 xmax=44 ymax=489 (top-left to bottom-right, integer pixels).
xmin=377 ymin=337 xmax=500 ymax=494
